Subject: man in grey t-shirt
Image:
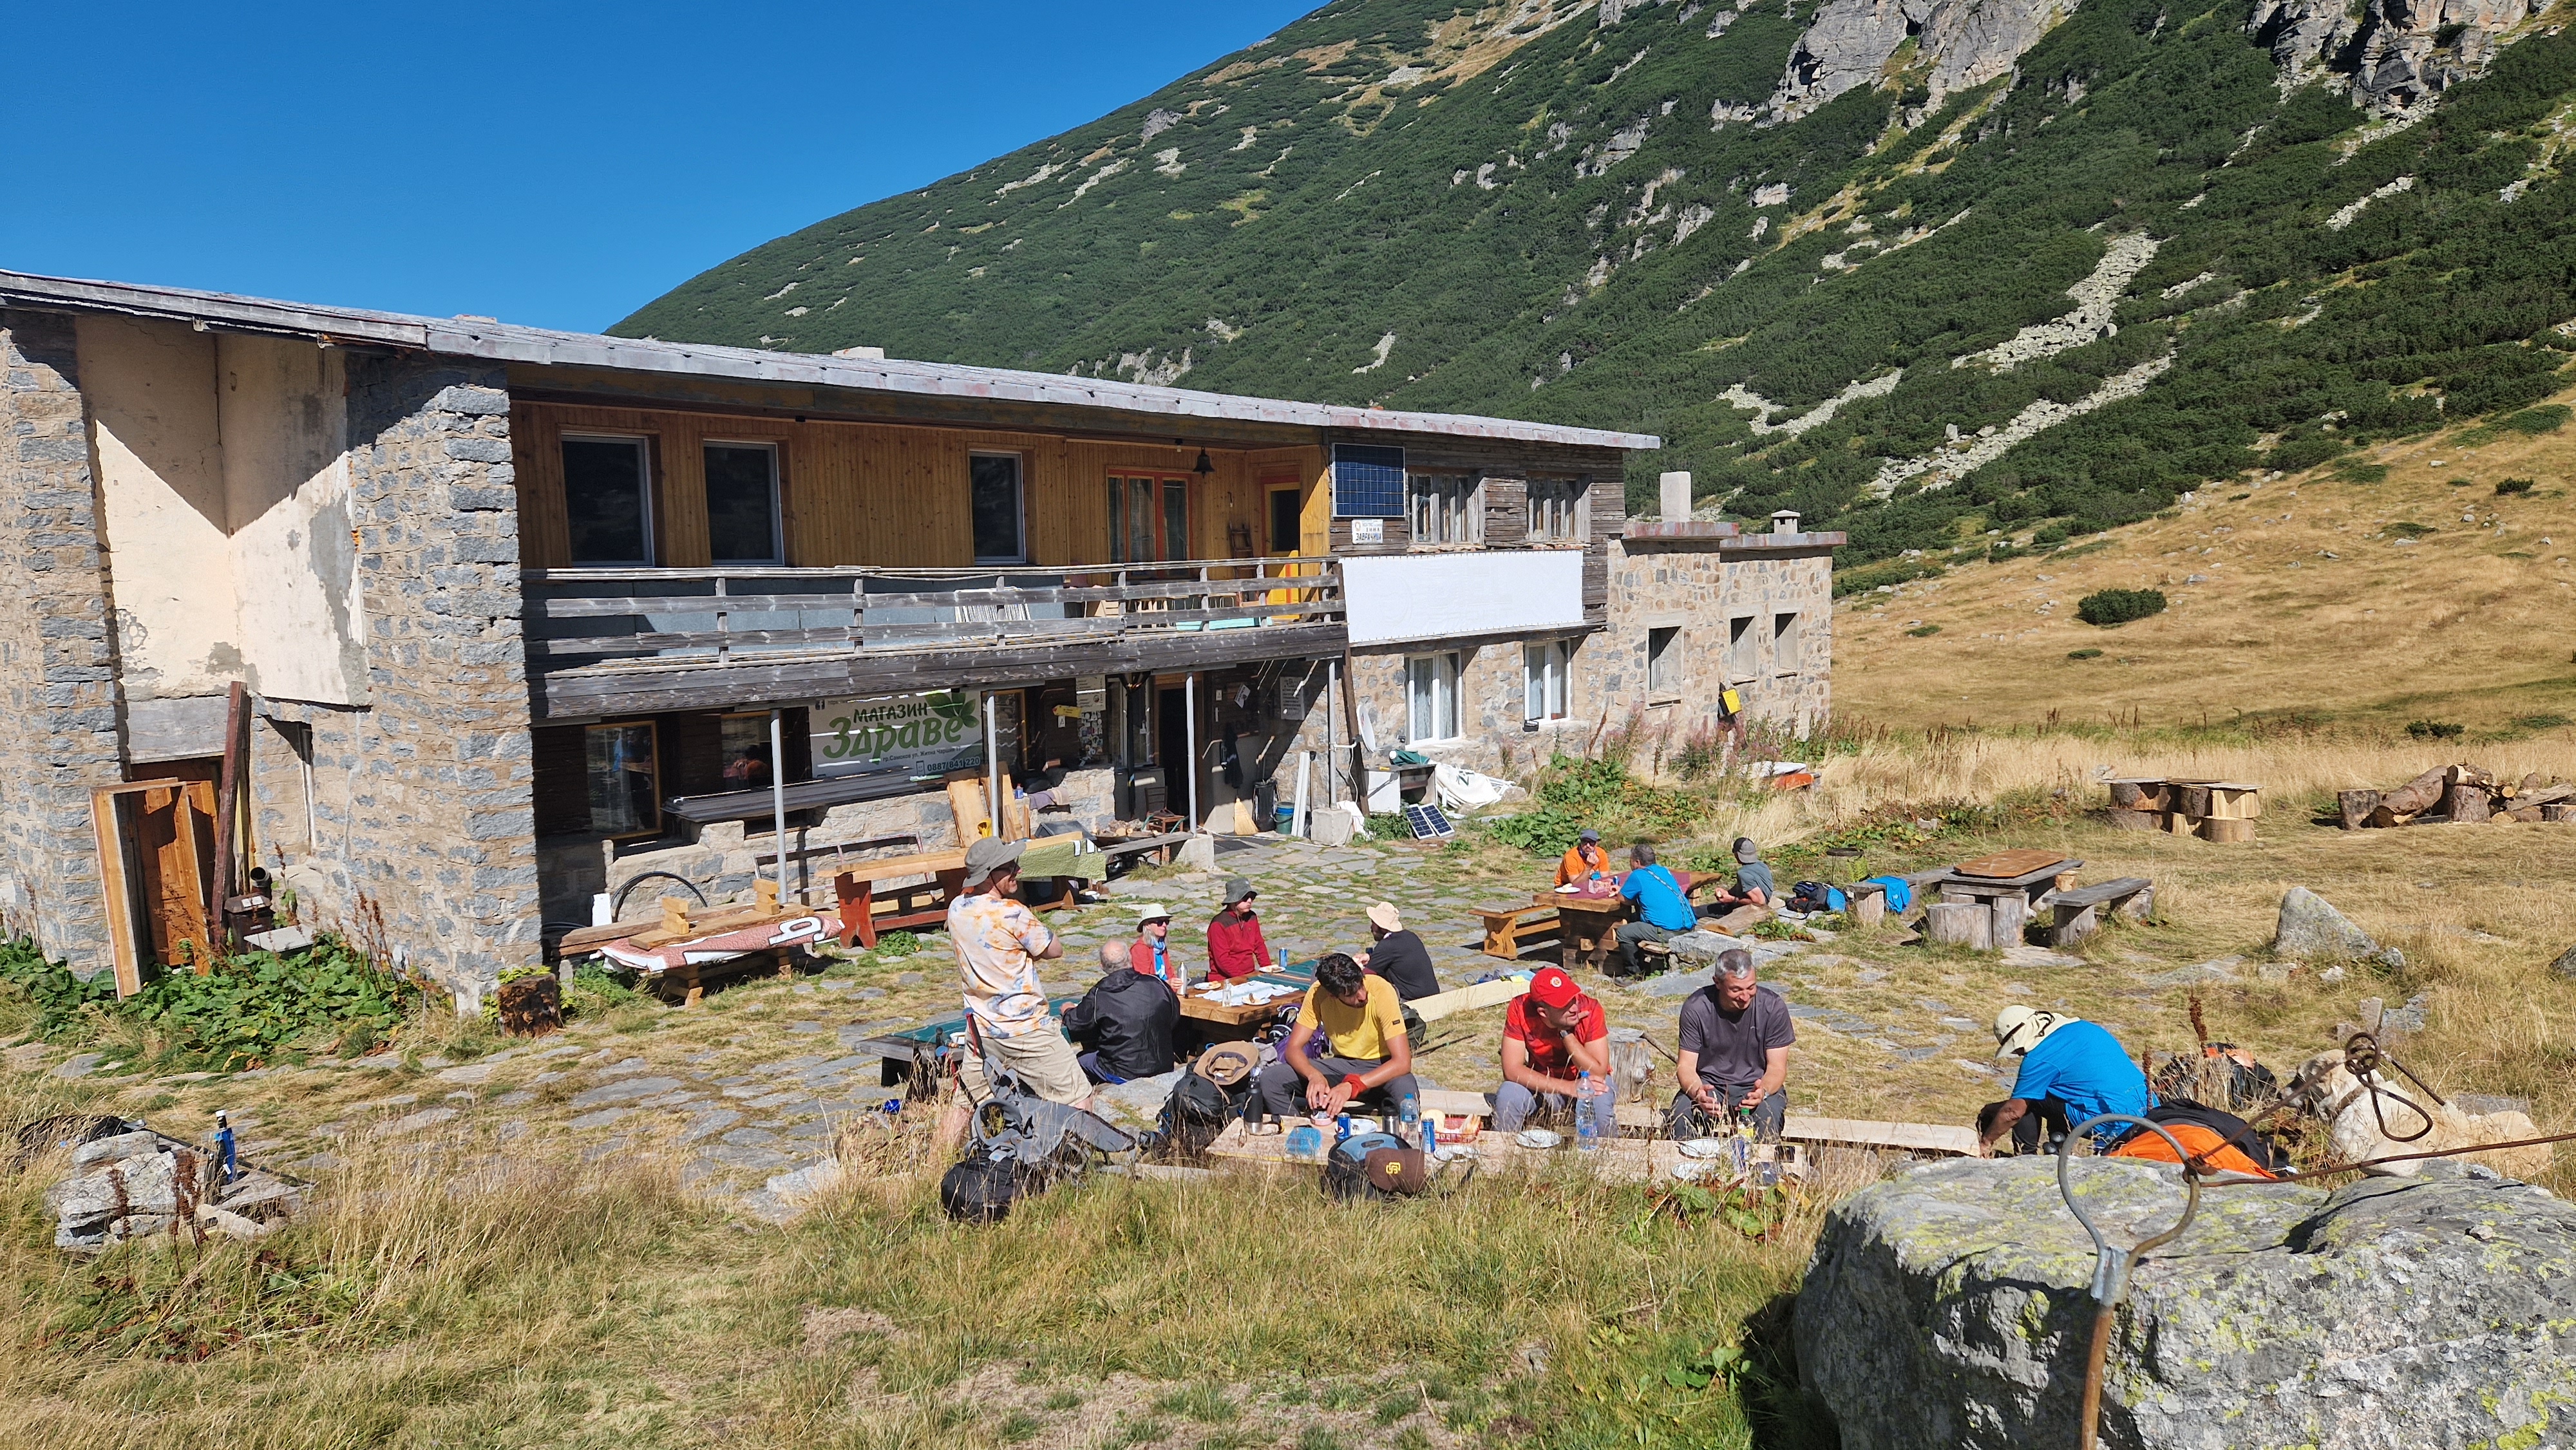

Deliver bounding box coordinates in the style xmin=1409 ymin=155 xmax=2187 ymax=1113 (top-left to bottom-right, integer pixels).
xmin=1693 ymin=836 xmax=1775 ymax=918
xmin=1669 ymin=948 xmax=1795 ymax=1140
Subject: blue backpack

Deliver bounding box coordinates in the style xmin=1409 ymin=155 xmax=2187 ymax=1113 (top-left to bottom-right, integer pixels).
xmin=1863 ymin=875 xmax=1913 ymax=912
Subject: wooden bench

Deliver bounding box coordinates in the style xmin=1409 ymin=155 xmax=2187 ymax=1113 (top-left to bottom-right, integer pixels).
xmin=1095 ymin=830 xmax=1195 ymax=870
xmin=831 ymin=848 xmax=969 ymax=950
xmin=1475 ymin=901 xmax=1562 ymax=961
xmin=2046 ymin=877 xmax=2154 ymax=947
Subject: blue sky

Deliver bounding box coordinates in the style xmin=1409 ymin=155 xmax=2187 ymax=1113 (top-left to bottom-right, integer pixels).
xmin=2 ymin=2 xmax=1316 ymax=332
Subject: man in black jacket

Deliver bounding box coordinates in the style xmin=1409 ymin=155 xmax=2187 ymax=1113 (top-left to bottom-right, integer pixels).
xmin=1359 ymin=901 xmax=1441 ymax=1001
xmin=1063 ymin=942 xmax=1180 ymax=1084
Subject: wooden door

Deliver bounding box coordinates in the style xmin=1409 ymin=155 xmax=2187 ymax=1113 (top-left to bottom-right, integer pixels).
xmin=91 ymin=777 xmax=219 ymax=993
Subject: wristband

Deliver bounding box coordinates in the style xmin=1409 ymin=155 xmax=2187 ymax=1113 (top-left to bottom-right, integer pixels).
xmin=1342 ymin=1074 xmax=1367 ymax=1093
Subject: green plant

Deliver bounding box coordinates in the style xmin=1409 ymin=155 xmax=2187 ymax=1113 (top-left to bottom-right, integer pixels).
xmin=120 ymin=937 xmax=419 ymax=1071
xmin=998 ymin=1413 xmax=1043 ymax=1443
xmin=2067 ymin=648 xmax=2104 ymax=660
xmin=1365 ymin=811 xmax=1416 ymax=842
xmin=2515 ymin=713 xmax=2570 ymax=730
xmin=1487 ymin=806 xmax=1580 ymax=856
xmin=2496 ymin=476 xmax=2537 ymax=495
xmin=2499 ymin=404 xmax=2571 ymax=435
xmin=0 ymin=937 xmax=117 ymax=1042
xmin=1155 ymin=1384 xmax=1238 ymax=1424
xmin=2333 ymin=461 xmax=2391 ymax=484
xmin=2406 ymin=720 xmax=2467 ymax=740
xmin=2075 ymin=588 xmax=2167 ymax=626
xmin=872 ymin=930 xmax=922 ymax=959
xmin=1905 ymin=623 xmax=1942 ymax=637
xmin=2386 ymin=521 xmax=2437 ymax=538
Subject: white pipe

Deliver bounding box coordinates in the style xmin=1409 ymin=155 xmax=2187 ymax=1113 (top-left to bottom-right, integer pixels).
xmin=983 ymin=692 xmax=1001 ymax=839
xmin=1325 ymin=660 xmax=1342 ymax=805
xmin=1184 ymin=672 xmax=1199 ymax=831
xmin=768 ymin=709 xmax=791 ymax=899
xmin=1292 ymin=751 xmax=1311 ymax=839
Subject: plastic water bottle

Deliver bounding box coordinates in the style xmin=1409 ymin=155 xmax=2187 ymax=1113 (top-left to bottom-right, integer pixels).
xmin=1285 ymin=1124 xmax=1324 ymax=1161
xmin=1398 ymin=1093 xmax=1421 ymax=1149
xmin=1576 ymin=1074 xmax=1601 ymax=1153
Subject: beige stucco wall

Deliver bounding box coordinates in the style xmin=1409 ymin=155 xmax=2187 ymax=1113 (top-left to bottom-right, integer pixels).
xmin=75 ymin=316 xmax=365 ymax=709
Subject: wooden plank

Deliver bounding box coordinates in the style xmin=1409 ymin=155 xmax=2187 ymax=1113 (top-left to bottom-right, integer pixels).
xmin=531 ymin=603 xmax=1338 ymax=655
xmin=1780 ymin=1115 xmax=1981 ymax=1156
xmin=89 ymin=788 xmax=144 ymax=999
xmin=1954 ymin=849 xmax=2069 ymax=880
xmin=165 ymin=783 xmax=216 ymax=972
xmin=1411 ymin=975 xmax=1531 ymax=1022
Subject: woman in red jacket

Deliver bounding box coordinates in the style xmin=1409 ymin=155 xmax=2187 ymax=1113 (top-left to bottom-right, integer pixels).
xmin=1206 ymin=878 xmax=1273 ymax=982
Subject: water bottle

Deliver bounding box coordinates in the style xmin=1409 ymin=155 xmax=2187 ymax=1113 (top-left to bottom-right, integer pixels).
xmin=1398 ymin=1093 xmax=1421 ymax=1149
xmin=1285 ymin=1123 xmax=1324 ymax=1161
xmin=1575 ymin=1073 xmax=1601 ymax=1153
xmin=213 ymin=1109 xmax=237 ymax=1186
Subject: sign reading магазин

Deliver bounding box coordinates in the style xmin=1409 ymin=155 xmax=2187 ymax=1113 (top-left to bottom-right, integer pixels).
xmin=812 ymin=691 xmax=985 ymax=779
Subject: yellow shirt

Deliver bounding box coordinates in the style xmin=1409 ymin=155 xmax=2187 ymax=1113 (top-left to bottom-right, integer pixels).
xmin=1294 ymin=975 xmax=1405 ymax=1062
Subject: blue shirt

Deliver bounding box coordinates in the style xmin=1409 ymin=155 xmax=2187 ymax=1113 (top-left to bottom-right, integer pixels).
xmin=1621 ymin=865 xmax=1698 ymax=931
xmin=2009 ymin=1021 xmax=2152 ymax=1138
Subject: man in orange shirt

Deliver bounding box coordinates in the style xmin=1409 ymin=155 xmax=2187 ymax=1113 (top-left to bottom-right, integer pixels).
xmin=1555 ymin=828 xmax=1613 ymax=888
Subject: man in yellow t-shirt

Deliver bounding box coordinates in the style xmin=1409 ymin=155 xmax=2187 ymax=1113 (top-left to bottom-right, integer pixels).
xmin=1255 ymin=952 xmax=1418 ymax=1118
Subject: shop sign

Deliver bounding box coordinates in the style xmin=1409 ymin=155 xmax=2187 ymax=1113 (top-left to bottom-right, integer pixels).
xmin=812 ymin=690 xmax=984 ymax=779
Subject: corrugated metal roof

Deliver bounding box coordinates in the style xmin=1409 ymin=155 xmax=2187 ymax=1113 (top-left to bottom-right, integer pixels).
xmin=0 ymin=269 xmax=1661 ymax=451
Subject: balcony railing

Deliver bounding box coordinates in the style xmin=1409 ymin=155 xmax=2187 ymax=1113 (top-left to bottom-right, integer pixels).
xmin=524 ymin=558 xmax=1343 ymax=668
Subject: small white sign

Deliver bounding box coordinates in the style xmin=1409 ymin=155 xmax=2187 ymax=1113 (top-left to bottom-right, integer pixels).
xmin=1350 ymin=517 xmax=1385 ymax=545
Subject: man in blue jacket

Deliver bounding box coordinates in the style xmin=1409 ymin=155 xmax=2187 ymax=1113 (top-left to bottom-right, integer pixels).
xmin=1976 ymin=1006 xmax=2152 ymax=1154
xmin=1613 ymin=842 xmax=1700 ymax=977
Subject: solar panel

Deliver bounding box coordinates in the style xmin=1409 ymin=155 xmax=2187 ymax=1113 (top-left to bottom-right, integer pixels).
xmin=1404 ymin=804 xmax=1454 ymax=840
xmin=1331 ymin=444 xmax=1406 ymax=518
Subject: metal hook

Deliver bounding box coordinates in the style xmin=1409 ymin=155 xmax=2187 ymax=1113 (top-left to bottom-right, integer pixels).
xmin=2058 ymin=1114 xmax=2202 ymax=1450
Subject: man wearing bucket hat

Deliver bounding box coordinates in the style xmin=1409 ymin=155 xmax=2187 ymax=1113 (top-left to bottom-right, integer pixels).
xmin=1126 ymin=903 xmax=1184 ymax=989
xmin=1063 ymin=942 xmax=1180 ymax=1084
xmin=938 ymin=837 xmax=1087 ymax=1148
xmin=1976 ymin=1006 xmax=2152 ymax=1156
xmin=1358 ymin=901 xmax=1440 ymax=1001
xmin=1494 ymin=966 xmax=1616 ymax=1140
xmin=1206 ymin=878 xmax=1273 ymax=983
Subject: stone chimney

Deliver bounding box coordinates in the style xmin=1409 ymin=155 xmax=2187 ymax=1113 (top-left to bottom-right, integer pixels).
xmin=832 ymin=345 xmax=887 ymax=361
xmin=1660 ymin=471 xmax=1693 ymax=523
xmin=1772 ymin=509 xmax=1801 ymax=536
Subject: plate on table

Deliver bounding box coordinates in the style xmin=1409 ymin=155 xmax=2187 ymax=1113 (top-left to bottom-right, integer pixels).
xmin=1515 ymin=1128 xmax=1563 ymax=1149
xmin=1678 ymin=1138 xmax=1730 ymax=1160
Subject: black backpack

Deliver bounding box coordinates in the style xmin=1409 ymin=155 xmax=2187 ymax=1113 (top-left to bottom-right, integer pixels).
xmin=1158 ymin=1069 xmax=1252 ymax=1157
xmin=1321 ymin=1131 xmax=1412 ymax=1203
xmin=938 ymin=1150 xmax=1025 ymax=1222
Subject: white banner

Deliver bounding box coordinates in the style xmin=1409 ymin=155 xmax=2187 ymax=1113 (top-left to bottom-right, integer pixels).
xmin=812 ymin=690 xmax=985 ymax=779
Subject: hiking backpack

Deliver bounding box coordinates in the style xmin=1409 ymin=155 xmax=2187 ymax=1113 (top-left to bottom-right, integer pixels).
xmin=1157 ymin=1069 xmax=1253 ymax=1157
xmin=1321 ymin=1130 xmax=1414 ymax=1203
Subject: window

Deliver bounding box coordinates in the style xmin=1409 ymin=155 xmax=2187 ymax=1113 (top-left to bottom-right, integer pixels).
xmin=562 ymin=435 xmax=652 ymax=565
xmin=1405 ymin=652 xmax=1462 ymax=742
xmin=1108 ymin=476 xmax=1189 ymax=562
xmin=971 ymin=453 xmax=1025 ymax=562
xmin=704 ymin=442 xmax=782 ymax=565
xmin=719 ymin=712 xmax=775 ymax=791
xmin=585 ymin=721 xmax=661 ymax=838
xmin=1728 ymin=616 xmax=1757 ymax=681
xmin=1524 ymin=641 xmax=1571 ymax=722
xmin=1528 ymin=480 xmax=1586 ymax=542
xmin=1267 ymin=485 xmax=1302 ymax=554
xmin=1774 ymin=612 xmax=1803 ymax=675
xmin=1647 ymin=626 xmax=1683 ymax=697
xmin=1407 ymin=475 xmax=1481 ymax=545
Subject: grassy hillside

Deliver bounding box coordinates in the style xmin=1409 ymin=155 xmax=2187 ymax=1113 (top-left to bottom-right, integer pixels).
xmin=1833 ymin=389 xmax=2576 ymax=732
xmin=618 ymin=0 xmax=2576 ymax=573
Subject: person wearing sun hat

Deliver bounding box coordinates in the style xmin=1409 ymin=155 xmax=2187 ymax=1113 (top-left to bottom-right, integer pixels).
xmin=1358 ymin=900 xmax=1440 ymax=1001
xmin=1126 ymin=902 xmax=1183 ymax=988
xmin=1206 ymin=877 xmax=1273 ymax=983
xmin=938 ymin=836 xmax=1084 ymax=1147
xmin=1976 ymin=1006 xmax=2151 ymax=1156
xmin=1494 ymin=966 xmax=1616 ymax=1139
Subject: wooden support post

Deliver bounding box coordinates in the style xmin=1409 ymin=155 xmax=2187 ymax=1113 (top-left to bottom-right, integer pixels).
xmin=1926 ymin=901 xmax=1992 ymax=950
xmin=209 ymin=681 xmax=249 ymax=945
xmin=1849 ymin=892 xmax=1886 ymax=928
xmin=2052 ymin=903 xmax=2101 ymax=949
xmin=1991 ymin=893 xmax=2029 ymax=950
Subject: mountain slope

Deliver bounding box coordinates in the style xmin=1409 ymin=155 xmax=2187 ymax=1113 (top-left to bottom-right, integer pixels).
xmin=617 ymin=0 xmax=2576 ymax=568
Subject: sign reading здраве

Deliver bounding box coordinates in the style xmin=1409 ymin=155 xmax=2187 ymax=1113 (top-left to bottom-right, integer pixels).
xmin=812 ymin=690 xmax=984 ymax=779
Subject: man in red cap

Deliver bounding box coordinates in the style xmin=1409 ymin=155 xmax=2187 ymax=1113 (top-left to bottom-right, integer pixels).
xmin=1493 ymin=966 xmax=1615 ymax=1140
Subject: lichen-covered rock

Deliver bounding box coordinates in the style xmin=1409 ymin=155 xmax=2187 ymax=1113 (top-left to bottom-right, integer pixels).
xmin=1794 ymin=1156 xmax=2576 ymax=1449
xmin=2249 ymin=0 xmax=2537 ymax=114
xmin=2274 ymin=886 xmax=2398 ymax=965
xmin=1768 ymin=0 xmax=2078 ymax=125
xmin=2551 ymin=943 xmax=2576 ymax=980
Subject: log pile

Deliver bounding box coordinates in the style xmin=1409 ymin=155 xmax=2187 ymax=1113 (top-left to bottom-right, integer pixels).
xmin=2106 ymin=777 xmax=2261 ymax=842
xmin=2337 ymin=766 xmax=2575 ymax=829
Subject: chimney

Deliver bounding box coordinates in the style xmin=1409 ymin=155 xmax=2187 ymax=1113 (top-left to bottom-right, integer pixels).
xmin=1771 ymin=509 xmax=1801 ymax=536
xmin=1660 ymin=471 xmax=1693 ymax=523
xmin=833 ymin=345 xmax=887 ymax=361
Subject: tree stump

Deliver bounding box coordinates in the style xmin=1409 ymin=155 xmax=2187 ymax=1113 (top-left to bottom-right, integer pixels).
xmin=2380 ymin=767 xmax=2448 ymax=816
xmin=2105 ymin=809 xmax=2161 ymax=831
xmin=2445 ymin=782 xmax=2492 ymax=824
xmin=1849 ymin=892 xmax=1886 ymax=928
xmin=2337 ymin=789 xmax=2380 ymax=830
xmin=2199 ymin=817 xmax=2255 ymax=843
xmin=1990 ymin=894 xmax=2029 ymax=948
xmin=2177 ymin=785 xmax=2214 ymax=820
xmin=497 ymin=975 xmax=563 ymax=1037
xmin=1926 ymin=901 xmax=1993 ymax=950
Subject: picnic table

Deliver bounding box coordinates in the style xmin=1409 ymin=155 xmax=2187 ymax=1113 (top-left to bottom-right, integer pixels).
xmin=1176 ymin=961 xmax=1316 ymax=1030
xmin=1550 ymin=889 xmax=1625 ymax=971
xmin=1916 ymin=851 xmax=2081 ymax=951
xmin=831 ymin=848 xmax=969 ymax=950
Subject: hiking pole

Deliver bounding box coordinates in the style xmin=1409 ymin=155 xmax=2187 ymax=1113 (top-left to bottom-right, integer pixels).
xmin=2058 ymin=1115 xmax=2201 ymax=1450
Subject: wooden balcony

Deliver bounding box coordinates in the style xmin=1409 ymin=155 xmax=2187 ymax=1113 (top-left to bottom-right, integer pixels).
xmin=524 ymin=558 xmax=1344 ymax=717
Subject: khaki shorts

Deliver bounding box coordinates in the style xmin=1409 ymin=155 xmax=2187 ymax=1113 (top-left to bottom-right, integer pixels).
xmin=954 ymin=1024 xmax=1091 ymax=1107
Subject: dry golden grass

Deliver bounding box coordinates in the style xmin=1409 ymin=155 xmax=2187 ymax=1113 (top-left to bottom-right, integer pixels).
xmin=1835 ymin=392 xmax=2576 ymax=731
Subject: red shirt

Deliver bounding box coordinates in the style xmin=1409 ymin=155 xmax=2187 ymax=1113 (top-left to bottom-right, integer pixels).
xmin=1506 ymin=992 xmax=1608 ymax=1082
xmin=1206 ymin=907 xmax=1271 ymax=981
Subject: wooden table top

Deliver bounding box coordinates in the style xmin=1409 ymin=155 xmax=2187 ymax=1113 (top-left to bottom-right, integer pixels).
xmin=1177 ymin=964 xmax=1315 ymax=1026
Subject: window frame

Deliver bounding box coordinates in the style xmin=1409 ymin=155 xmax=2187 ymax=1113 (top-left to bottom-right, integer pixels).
xmin=1646 ymin=626 xmax=1684 ymax=700
xmin=1405 ymin=651 xmax=1464 ymax=743
xmin=1405 ymin=473 xmax=1482 ymax=547
xmin=560 ymin=433 xmax=656 ymax=567
xmin=1108 ymin=473 xmax=1193 ymax=563
xmin=1773 ymin=612 xmax=1803 ymax=676
xmin=583 ymin=719 xmax=663 ymax=841
xmin=1728 ymin=615 xmax=1758 ymax=683
xmin=1526 ymin=479 xmax=1587 ymax=543
xmin=1524 ymin=639 xmax=1571 ymax=722
xmin=701 ymin=438 xmax=785 ymax=567
xmin=970 ymin=451 xmax=1028 ymax=564
xmin=1265 ymin=482 xmax=1303 ymax=555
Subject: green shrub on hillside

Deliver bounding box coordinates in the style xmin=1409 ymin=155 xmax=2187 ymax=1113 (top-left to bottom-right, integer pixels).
xmin=2496 ymin=476 xmax=2537 ymax=495
xmin=2499 ymin=404 xmax=2571 ymax=434
xmin=2076 ymin=588 xmax=2167 ymax=626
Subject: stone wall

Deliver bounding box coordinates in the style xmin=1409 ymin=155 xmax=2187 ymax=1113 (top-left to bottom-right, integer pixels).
xmin=339 ymin=358 xmax=540 ymax=1003
xmin=0 ymin=310 xmax=128 ymax=968
xmin=1600 ymin=538 xmax=1835 ymax=747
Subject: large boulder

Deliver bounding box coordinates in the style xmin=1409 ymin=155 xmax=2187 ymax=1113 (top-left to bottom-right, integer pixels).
xmin=2274 ymin=886 xmax=2401 ymax=966
xmin=2552 ymin=944 xmax=2576 ymax=980
xmin=1794 ymin=1156 xmax=2575 ymax=1449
